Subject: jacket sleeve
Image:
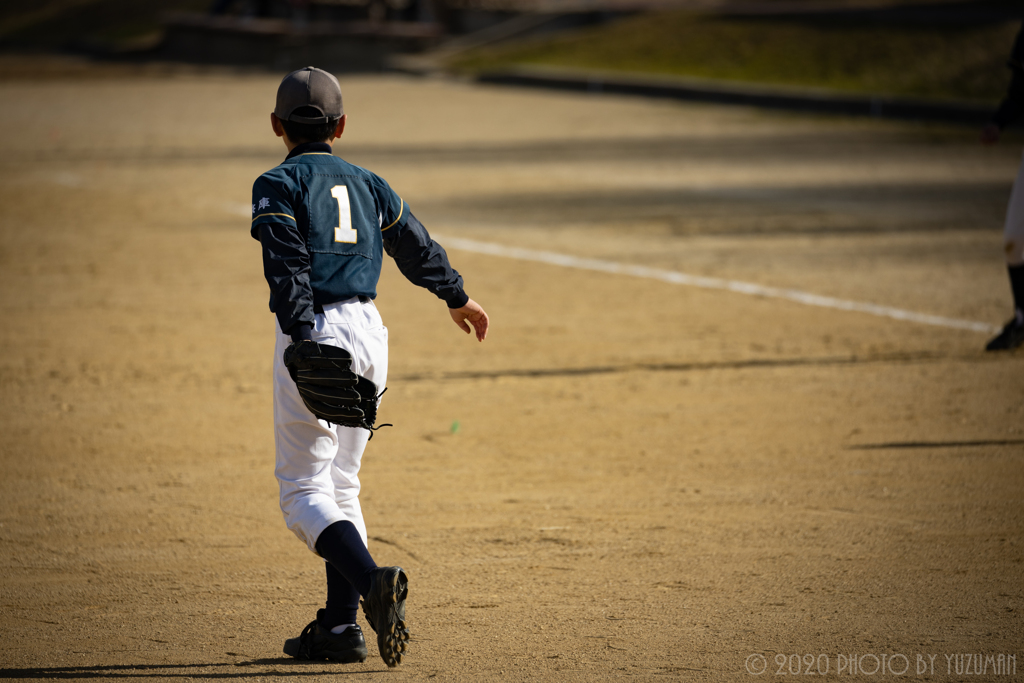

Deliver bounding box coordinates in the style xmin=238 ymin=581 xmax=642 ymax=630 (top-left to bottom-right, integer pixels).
xmin=992 ymin=23 xmax=1024 ymax=129
xmin=251 ymin=173 xmax=315 ymax=336
xmin=258 ymin=223 xmax=316 ymax=336
xmin=382 ymin=210 xmax=469 ymax=309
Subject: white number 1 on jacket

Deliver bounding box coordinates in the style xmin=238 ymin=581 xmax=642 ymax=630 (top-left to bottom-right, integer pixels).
xmin=332 ymin=185 xmax=357 ymax=243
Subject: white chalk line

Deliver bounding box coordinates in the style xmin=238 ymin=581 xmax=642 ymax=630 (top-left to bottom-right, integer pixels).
xmin=437 ymin=235 xmax=999 ymax=335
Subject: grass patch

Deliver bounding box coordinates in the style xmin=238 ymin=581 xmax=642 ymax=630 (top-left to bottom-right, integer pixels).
xmin=0 ymin=0 xmax=210 ymax=52
xmin=448 ymin=11 xmax=1022 ymax=103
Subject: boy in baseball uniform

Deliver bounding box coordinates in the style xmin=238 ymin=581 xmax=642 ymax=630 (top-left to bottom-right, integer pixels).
xmin=250 ymin=66 xmax=489 ymax=667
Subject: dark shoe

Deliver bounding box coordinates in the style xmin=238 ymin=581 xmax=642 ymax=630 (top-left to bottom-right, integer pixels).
xmin=985 ymin=317 xmax=1024 ymax=351
xmin=360 ymin=566 xmax=409 ymax=667
xmin=283 ymin=609 xmax=368 ymax=663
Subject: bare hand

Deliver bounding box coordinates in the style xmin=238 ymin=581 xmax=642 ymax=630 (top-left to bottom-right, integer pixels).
xmin=981 ymin=123 xmax=1001 ymax=145
xmin=449 ymin=298 xmax=489 ymax=341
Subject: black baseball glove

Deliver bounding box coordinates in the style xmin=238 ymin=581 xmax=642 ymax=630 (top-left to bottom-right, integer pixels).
xmin=282 ymin=340 xmax=389 ymax=434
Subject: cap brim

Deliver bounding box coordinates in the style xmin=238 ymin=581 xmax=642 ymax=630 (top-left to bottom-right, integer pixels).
xmin=286 ymin=112 xmax=332 ymax=124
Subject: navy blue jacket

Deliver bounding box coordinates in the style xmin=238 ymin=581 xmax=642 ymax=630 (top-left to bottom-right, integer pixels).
xmin=251 ymin=142 xmax=468 ymax=336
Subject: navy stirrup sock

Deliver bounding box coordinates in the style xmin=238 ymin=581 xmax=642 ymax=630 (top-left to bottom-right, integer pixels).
xmin=315 ymin=520 xmax=377 ymax=599
xmin=1009 ymin=264 xmax=1024 ymax=317
xmin=323 ymin=561 xmax=360 ymax=629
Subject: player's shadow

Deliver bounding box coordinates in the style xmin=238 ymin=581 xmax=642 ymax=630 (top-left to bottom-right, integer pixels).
xmin=0 ymin=660 xmax=374 ymax=679
xmin=846 ymin=438 xmax=1024 ymax=450
xmin=399 ymin=350 xmax=951 ymax=382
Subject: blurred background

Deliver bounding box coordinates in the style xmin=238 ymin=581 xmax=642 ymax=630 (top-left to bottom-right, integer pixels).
xmin=0 ymin=0 xmax=1021 ymax=107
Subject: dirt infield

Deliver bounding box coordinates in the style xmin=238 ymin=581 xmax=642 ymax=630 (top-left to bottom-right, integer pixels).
xmin=1 ymin=71 xmax=1022 ymax=681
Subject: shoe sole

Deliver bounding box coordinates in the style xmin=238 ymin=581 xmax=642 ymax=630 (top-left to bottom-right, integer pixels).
xmin=323 ymin=650 xmax=368 ymax=664
xmin=283 ymin=636 xmax=368 ymax=663
xmin=367 ymin=567 xmax=409 ymax=668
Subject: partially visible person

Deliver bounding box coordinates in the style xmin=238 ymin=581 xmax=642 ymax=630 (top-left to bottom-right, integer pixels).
xmin=981 ymin=22 xmax=1024 ymax=351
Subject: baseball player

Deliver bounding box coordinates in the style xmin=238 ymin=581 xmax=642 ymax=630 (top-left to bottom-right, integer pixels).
xmin=250 ymin=67 xmax=489 ymax=667
xmin=981 ymin=21 xmax=1024 ymax=351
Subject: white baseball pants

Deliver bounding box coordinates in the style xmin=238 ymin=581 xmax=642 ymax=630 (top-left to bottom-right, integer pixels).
xmin=272 ymin=296 xmax=389 ymax=554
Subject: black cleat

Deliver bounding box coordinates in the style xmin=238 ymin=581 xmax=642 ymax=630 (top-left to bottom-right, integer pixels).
xmin=360 ymin=566 xmax=409 ymax=668
xmin=283 ymin=609 xmax=368 ymax=663
xmin=985 ymin=317 xmax=1024 ymax=351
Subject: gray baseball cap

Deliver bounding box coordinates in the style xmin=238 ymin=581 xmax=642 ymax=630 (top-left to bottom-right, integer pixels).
xmin=274 ymin=66 xmax=344 ymax=124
